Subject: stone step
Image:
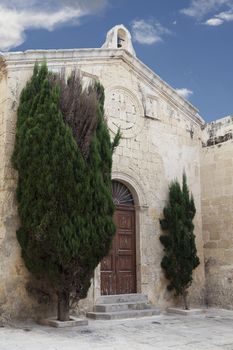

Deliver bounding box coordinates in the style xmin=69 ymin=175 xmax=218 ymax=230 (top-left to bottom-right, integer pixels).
xmin=94 ymin=301 xmax=151 ymax=313
xmin=96 ymin=293 xmax=148 ymax=305
xmin=87 ymin=308 xmax=161 ymax=320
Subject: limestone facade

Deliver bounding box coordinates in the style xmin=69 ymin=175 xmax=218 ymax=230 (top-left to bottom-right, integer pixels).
xmin=0 ymin=24 xmax=229 ymax=320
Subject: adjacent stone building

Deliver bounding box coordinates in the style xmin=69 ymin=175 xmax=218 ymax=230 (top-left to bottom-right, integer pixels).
xmin=0 ymin=25 xmax=231 ymax=320
xmin=202 ymin=116 xmax=233 ymax=309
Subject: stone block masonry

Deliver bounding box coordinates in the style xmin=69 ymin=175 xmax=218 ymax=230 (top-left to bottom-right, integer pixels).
xmin=201 ymin=117 xmax=233 ymax=309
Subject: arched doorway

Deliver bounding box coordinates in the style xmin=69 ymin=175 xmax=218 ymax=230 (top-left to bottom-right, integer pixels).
xmin=101 ymin=180 xmax=137 ymax=295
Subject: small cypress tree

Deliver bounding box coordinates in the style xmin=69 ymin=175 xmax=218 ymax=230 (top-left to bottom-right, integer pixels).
xmin=13 ymin=63 xmax=120 ymax=321
xmin=159 ymin=173 xmax=200 ymax=309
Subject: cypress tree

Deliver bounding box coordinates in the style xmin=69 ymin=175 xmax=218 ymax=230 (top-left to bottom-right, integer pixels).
xmin=13 ymin=63 xmax=119 ymax=321
xmin=159 ymin=173 xmax=200 ymax=309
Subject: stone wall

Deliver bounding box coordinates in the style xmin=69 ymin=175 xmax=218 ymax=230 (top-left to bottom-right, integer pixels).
xmin=201 ymin=117 xmax=233 ymax=308
xmin=0 ymin=48 xmax=205 ymax=320
xmin=202 ymin=115 xmax=233 ymax=147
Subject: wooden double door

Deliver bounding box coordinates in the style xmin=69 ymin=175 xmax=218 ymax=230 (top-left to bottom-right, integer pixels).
xmin=101 ymin=205 xmax=136 ymax=295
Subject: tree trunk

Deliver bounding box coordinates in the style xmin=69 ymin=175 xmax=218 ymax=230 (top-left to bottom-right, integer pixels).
xmin=183 ymin=291 xmax=189 ymax=310
xmin=57 ymin=290 xmax=70 ymax=321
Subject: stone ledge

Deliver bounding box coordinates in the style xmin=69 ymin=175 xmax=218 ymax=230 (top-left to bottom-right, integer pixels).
xmin=38 ymin=317 xmax=88 ymax=328
xmin=167 ymin=308 xmax=206 ymax=316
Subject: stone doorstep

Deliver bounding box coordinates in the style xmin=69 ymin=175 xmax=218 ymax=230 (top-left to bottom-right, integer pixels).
xmin=94 ymin=301 xmax=151 ymax=313
xmin=88 ymin=293 xmax=160 ymax=320
xmin=96 ymin=293 xmax=148 ymax=304
xmin=166 ymin=308 xmax=206 ymax=316
xmin=87 ymin=308 xmax=161 ymax=320
xmin=38 ymin=317 xmax=88 ymax=328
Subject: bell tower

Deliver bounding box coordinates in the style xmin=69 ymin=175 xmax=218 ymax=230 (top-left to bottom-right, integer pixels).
xmin=102 ymin=24 xmax=136 ymax=57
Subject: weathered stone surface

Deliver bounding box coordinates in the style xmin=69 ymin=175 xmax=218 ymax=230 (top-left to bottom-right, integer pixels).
xmin=202 ymin=115 xmax=233 ymax=147
xmin=96 ymin=294 xmax=148 ymax=304
xmin=87 ymin=308 xmax=160 ymax=320
xmin=2 ymin=309 xmax=233 ymax=350
xmin=88 ymin=293 xmax=160 ymax=320
xmin=201 ymin=137 xmax=233 ymax=309
xmin=38 ymin=317 xmax=88 ymax=328
xmin=167 ymin=308 xmax=205 ymax=316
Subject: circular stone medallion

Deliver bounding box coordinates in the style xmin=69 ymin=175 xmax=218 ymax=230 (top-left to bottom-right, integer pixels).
xmin=105 ymin=87 xmax=144 ymax=138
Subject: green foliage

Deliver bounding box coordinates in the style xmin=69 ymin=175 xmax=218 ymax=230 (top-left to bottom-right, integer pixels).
xmin=12 ymin=63 xmax=119 ymax=310
xmin=159 ymin=173 xmax=200 ymax=298
xmin=72 ymin=82 xmax=119 ymax=300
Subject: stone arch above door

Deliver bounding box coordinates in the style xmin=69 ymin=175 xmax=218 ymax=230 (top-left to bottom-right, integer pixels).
xmin=112 ymin=180 xmax=134 ymax=206
xmin=111 ymin=170 xmax=148 ymax=209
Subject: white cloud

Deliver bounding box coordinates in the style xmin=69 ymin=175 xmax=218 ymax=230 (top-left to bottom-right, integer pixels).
xmin=175 ymin=88 xmax=193 ymax=99
xmin=181 ymin=0 xmax=233 ymax=26
xmin=218 ymin=7 xmax=233 ymax=19
xmin=181 ymin=0 xmax=231 ymax=19
xmin=205 ymin=7 xmax=233 ymax=25
xmin=0 ymin=0 xmax=108 ymax=51
xmin=131 ymin=19 xmax=171 ymax=45
xmin=205 ymin=17 xmax=224 ymax=24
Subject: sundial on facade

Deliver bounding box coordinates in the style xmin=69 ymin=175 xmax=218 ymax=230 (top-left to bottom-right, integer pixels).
xmin=105 ymin=87 xmax=144 ymax=139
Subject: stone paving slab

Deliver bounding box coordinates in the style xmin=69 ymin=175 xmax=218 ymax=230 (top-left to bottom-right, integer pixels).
xmin=1 ymin=309 xmax=233 ymax=350
xmin=167 ymin=307 xmax=205 ymax=315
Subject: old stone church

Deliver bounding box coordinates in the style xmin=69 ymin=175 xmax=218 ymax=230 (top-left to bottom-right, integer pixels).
xmin=0 ymin=25 xmax=232 ymax=320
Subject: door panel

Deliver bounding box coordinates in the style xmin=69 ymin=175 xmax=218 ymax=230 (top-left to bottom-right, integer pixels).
xmin=101 ymin=206 xmax=136 ymax=295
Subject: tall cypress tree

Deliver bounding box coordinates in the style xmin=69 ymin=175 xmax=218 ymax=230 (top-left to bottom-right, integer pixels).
xmin=159 ymin=174 xmax=200 ymax=309
xmin=13 ymin=63 xmax=119 ymax=321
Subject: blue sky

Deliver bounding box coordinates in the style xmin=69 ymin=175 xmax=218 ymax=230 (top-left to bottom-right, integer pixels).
xmin=0 ymin=0 xmax=232 ymax=122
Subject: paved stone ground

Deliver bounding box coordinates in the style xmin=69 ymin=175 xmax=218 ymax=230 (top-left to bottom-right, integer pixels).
xmin=1 ymin=309 xmax=233 ymax=350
